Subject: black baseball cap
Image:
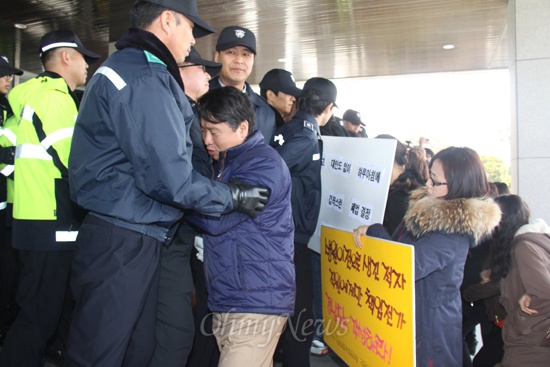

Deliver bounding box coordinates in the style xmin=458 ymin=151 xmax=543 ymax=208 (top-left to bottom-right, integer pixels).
xmin=143 ymin=0 xmax=215 ymax=38
xmin=343 ymin=109 xmax=365 ymax=126
xmin=259 ymin=69 xmax=301 ymax=97
xmin=39 ymin=30 xmax=101 ymax=64
xmin=185 ymin=47 xmax=222 ymax=77
xmin=216 ymin=26 xmax=256 ymax=54
xmin=303 ymin=77 xmax=338 ymax=107
xmin=0 ymin=54 xmax=23 ymax=77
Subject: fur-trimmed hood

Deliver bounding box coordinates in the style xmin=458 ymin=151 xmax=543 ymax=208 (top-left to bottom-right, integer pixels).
xmin=513 ymin=218 xmax=550 ymax=255
xmin=404 ymin=188 xmax=502 ymax=243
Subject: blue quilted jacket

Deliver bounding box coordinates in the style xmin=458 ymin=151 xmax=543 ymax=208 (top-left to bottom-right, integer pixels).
xmin=188 ymin=131 xmax=295 ymax=315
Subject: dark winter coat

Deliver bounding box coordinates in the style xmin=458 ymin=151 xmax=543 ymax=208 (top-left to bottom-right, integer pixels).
xmin=319 ymin=118 xmax=352 ymax=137
xmin=188 ymin=131 xmax=295 ymax=316
xmin=383 ymin=169 xmax=427 ymax=235
xmin=497 ymin=219 xmax=550 ymax=367
xmin=368 ymin=188 xmax=501 ymax=367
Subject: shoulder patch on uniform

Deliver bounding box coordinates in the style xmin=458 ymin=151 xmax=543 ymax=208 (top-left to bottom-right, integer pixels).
xmin=144 ymin=50 xmax=166 ymax=66
xmin=274 ymin=134 xmax=285 ymax=146
xmin=303 ymin=120 xmax=314 ymax=132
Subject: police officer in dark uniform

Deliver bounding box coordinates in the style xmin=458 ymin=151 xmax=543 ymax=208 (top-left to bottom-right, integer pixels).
xmin=270 ymin=77 xmax=338 ymax=367
xmin=152 ymin=47 xmax=222 ymax=367
xmin=209 ymin=26 xmax=276 ymax=142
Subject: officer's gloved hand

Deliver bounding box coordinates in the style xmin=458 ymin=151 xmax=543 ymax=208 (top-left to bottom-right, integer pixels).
xmin=227 ymin=179 xmax=269 ymax=219
xmin=0 ymin=146 xmax=15 ymax=165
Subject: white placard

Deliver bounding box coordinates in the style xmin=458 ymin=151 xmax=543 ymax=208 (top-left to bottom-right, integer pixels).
xmin=308 ymin=137 xmax=396 ymax=253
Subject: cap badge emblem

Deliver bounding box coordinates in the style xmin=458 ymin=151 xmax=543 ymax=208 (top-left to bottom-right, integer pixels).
xmin=235 ymin=29 xmax=245 ymax=39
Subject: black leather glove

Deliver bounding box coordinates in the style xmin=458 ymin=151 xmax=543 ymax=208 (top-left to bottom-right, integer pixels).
xmin=0 ymin=146 xmax=15 ymax=165
xmin=227 ymin=179 xmax=269 ymax=219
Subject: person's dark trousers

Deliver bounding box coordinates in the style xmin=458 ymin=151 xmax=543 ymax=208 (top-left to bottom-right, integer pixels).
xmin=280 ymin=242 xmax=314 ymax=367
xmin=45 ymin=282 xmax=75 ymax=364
xmin=462 ymin=338 xmax=473 ymax=367
xmin=65 ymin=215 xmax=161 ymax=367
xmin=0 ymin=249 xmax=72 ymax=367
xmin=186 ymin=245 xmax=220 ymax=367
xmin=151 ymin=226 xmax=195 ymax=367
xmin=0 ymin=208 xmax=19 ymax=338
xmin=310 ymin=251 xmax=324 ymax=341
xmin=472 ymin=324 xmax=504 ymax=367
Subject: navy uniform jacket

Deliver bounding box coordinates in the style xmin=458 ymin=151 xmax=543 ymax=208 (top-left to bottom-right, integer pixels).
xmin=209 ymin=77 xmax=276 ymax=142
xmin=270 ymin=110 xmax=322 ymax=244
xmin=69 ymin=29 xmax=233 ymax=242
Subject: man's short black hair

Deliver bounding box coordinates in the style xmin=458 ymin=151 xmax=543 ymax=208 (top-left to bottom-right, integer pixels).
xmin=130 ymin=1 xmax=167 ymax=29
xmin=198 ymin=86 xmax=256 ymax=135
xmin=298 ymin=89 xmax=331 ymax=117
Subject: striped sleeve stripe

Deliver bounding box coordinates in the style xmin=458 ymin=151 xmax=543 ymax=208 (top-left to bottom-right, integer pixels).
xmin=96 ymin=66 xmax=127 ymax=90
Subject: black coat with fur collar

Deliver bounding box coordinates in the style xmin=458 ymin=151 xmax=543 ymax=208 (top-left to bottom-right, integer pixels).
xmin=368 ymin=188 xmax=501 ymax=367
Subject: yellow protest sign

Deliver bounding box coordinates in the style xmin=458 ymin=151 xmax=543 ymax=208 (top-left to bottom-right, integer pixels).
xmin=321 ymin=226 xmax=415 ymax=367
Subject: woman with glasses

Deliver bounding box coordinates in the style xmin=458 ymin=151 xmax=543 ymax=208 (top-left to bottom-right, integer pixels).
xmin=354 ymin=146 xmax=502 ymax=367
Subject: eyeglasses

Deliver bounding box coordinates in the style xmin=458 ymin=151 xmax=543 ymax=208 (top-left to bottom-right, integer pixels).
xmin=2 ymin=75 xmax=14 ymax=81
xmin=178 ymin=64 xmax=206 ymax=72
xmin=430 ymin=173 xmax=447 ymax=187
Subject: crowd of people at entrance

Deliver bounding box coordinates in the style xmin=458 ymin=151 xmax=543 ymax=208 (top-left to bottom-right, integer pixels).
xmin=0 ymin=1 xmax=549 ymax=367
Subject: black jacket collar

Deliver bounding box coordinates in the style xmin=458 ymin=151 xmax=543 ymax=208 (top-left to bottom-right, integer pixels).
xmin=115 ymin=28 xmax=184 ymax=92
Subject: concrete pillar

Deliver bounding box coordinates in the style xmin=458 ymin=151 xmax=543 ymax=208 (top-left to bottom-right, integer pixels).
xmin=508 ymin=0 xmax=550 ymax=221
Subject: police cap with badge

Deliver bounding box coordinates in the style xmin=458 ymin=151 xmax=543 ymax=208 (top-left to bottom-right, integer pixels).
xmin=343 ymin=109 xmax=365 ymax=127
xmin=259 ymin=69 xmax=302 ymax=98
xmin=0 ymin=55 xmax=23 ymax=78
xmin=216 ymin=26 xmax=257 ymax=54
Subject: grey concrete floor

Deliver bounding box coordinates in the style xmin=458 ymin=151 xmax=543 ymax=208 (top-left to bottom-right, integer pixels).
xmin=306 ymin=350 xmax=349 ymax=366
xmin=273 ymin=349 xmax=349 ymax=367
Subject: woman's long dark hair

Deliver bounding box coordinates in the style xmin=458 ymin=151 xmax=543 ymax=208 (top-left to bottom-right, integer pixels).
xmin=489 ymin=195 xmax=530 ymax=282
xmin=430 ymin=146 xmax=490 ymax=200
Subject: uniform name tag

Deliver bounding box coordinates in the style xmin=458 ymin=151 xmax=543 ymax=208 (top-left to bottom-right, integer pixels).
xmin=56 ymin=231 xmax=78 ymax=242
xmin=303 ymin=120 xmax=315 ymax=132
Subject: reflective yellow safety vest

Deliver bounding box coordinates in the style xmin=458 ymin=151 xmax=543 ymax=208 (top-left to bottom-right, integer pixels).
xmin=11 ymin=72 xmax=86 ymax=251
xmin=0 ymin=110 xmax=17 ymax=209
xmin=0 ymin=105 xmax=15 ymax=211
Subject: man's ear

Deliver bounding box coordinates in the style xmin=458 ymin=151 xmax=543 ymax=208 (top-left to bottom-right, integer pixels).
xmin=158 ymin=10 xmax=176 ymax=35
xmin=214 ymin=51 xmax=220 ymax=63
xmin=323 ymin=102 xmax=334 ymax=116
xmin=239 ymin=120 xmax=249 ymax=137
xmin=266 ymin=90 xmax=276 ymax=102
xmin=60 ymin=50 xmax=70 ymax=66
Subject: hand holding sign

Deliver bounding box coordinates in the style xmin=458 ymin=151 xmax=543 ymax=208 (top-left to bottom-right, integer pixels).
xmin=353 ymin=225 xmax=369 ymax=248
